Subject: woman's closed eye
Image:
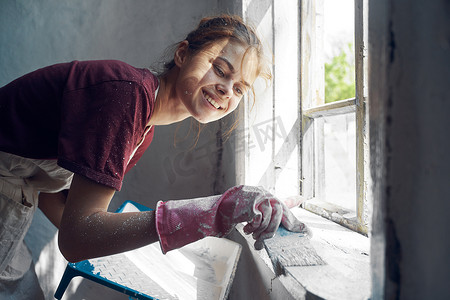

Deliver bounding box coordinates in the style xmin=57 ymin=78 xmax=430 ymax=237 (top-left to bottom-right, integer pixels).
xmin=214 ymin=65 xmax=225 ymax=77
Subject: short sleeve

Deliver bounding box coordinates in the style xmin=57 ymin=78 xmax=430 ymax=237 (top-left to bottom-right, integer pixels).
xmin=57 ymin=80 xmax=151 ymax=190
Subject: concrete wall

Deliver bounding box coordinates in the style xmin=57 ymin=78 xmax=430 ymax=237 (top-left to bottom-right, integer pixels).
xmin=369 ymin=0 xmax=450 ymax=298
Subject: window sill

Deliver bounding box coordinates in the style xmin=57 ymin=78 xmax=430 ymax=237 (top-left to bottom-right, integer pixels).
xmin=302 ymin=199 xmax=368 ymax=235
xmin=235 ymin=207 xmax=371 ymax=300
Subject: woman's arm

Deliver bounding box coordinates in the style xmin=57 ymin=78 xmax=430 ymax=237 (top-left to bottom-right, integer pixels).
xmin=58 ymin=174 xmax=159 ymax=262
xmin=38 ymin=190 xmax=68 ymax=229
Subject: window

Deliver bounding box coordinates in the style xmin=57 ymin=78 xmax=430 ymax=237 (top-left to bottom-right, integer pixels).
xmin=300 ymin=0 xmax=370 ymax=235
xmin=239 ymin=0 xmax=369 ymax=235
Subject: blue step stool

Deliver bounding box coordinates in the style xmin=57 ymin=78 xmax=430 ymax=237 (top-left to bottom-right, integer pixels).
xmin=54 ymin=201 xmax=155 ymax=299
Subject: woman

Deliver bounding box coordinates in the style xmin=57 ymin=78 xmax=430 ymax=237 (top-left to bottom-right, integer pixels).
xmin=0 ymin=15 xmax=306 ymax=296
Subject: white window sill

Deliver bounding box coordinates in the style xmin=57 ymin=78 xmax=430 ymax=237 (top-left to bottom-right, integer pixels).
xmin=235 ymin=207 xmax=371 ymax=300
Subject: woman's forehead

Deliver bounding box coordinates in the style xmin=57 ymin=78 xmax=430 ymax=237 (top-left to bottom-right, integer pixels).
xmin=202 ymin=39 xmax=246 ymax=59
xmin=201 ymin=39 xmax=259 ymax=82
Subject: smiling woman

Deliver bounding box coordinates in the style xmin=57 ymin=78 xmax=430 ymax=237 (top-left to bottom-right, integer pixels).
xmin=151 ymin=15 xmax=271 ymax=126
xmin=0 ymin=14 xmax=307 ymax=299
xmin=171 ymin=39 xmax=259 ymax=124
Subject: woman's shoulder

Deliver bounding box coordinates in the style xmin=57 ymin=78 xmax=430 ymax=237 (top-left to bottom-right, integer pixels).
xmin=66 ymin=60 xmax=157 ymax=91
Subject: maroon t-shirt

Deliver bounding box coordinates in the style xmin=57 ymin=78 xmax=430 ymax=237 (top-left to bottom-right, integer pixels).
xmin=0 ymin=60 xmax=158 ymax=190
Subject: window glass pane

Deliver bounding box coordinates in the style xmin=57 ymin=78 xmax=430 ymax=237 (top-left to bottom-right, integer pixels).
xmin=324 ymin=0 xmax=355 ymax=103
xmin=323 ymin=111 xmax=356 ymax=212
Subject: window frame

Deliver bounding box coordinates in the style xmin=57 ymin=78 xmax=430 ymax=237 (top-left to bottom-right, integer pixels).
xmin=236 ymin=0 xmax=369 ymax=235
xmin=300 ymin=0 xmax=370 ymax=235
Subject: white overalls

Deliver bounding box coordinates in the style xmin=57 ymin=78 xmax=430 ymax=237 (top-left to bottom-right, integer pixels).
xmin=0 ymin=151 xmax=73 ymax=299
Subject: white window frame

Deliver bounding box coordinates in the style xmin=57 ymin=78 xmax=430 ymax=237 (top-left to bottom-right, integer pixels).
xmin=300 ymin=0 xmax=370 ymax=235
xmin=236 ymin=0 xmax=369 ymax=235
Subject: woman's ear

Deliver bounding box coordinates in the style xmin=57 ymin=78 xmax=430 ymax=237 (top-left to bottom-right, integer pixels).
xmin=174 ymin=40 xmax=189 ymax=67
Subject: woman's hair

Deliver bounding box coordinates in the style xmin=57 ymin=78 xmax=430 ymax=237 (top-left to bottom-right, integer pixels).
xmin=157 ymin=14 xmax=272 ymax=145
xmin=158 ymin=14 xmax=271 ymax=93
xmin=165 ymin=15 xmax=271 ymax=82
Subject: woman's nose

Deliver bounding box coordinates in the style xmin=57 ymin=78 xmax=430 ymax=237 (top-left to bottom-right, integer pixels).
xmin=216 ymin=80 xmax=234 ymax=98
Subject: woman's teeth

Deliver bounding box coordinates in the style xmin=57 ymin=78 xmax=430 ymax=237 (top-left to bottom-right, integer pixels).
xmin=204 ymin=93 xmax=221 ymax=109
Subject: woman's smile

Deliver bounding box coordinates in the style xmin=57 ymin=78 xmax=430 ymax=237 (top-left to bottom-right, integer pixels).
xmin=174 ymin=38 xmax=259 ymax=124
xmin=202 ymin=90 xmax=223 ymax=110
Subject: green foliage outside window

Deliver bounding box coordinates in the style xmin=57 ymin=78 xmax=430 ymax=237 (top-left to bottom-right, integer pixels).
xmin=325 ymin=43 xmax=355 ymax=103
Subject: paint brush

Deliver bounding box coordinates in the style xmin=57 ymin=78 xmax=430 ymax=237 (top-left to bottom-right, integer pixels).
xmin=263 ymin=225 xmax=326 ymax=276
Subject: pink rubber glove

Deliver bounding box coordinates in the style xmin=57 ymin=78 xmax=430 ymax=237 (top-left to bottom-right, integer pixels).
xmin=155 ymin=185 xmax=308 ymax=253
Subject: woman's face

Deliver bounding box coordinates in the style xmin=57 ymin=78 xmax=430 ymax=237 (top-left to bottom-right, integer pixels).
xmin=175 ymin=38 xmax=259 ymax=124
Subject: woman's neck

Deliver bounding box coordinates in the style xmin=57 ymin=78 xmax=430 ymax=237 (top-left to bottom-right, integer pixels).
xmin=148 ymin=68 xmax=190 ymax=126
